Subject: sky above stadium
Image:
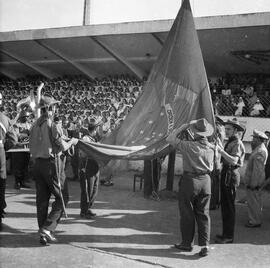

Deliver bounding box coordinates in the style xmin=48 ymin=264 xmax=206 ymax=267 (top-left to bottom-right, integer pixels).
xmin=0 ymin=0 xmax=270 ymax=32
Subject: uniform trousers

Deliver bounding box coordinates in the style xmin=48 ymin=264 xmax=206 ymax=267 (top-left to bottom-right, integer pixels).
xmin=220 ymin=169 xmax=236 ymax=239
xmin=80 ymin=170 xmax=100 ymax=214
xmin=79 ymin=160 xmax=99 ymax=214
xmin=210 ymin=169 xmax=220 ymax=209
xmin=0 ymin=146 xmax=7 ymax=215
xmin=246 ymin=189 xmax=262 ymax=225
xmin=33 ymin=156 xmax=69 ymax=232
xmin=178 ymin=172 xmax=211 ymax=247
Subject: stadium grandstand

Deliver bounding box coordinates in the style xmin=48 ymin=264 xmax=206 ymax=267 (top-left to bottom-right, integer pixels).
xmin=0 ymin=0 xmax=270 ymax=145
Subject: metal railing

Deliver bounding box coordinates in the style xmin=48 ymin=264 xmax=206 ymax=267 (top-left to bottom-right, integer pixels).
xmin=213 ymin=94 xmax=270 ymax=118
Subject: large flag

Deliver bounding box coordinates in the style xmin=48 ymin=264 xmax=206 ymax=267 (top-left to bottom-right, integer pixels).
xmin=78 ymin=0 xmax=215 ymax=162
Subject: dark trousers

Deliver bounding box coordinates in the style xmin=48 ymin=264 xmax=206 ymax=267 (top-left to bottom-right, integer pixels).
xmin=79 ymin=165 xmax=99 ymax=214
xmin=220 ymin=169 xmax=236 ymax=239
xmin=0 ymin=178 xmax=6 ymax=213
xmin=12 ymin=152 xmax=30 ymax=184
xmin=33 ymin=157 xmax=69 ymax=232
xmin=71 ymin=148 xmax=79 ymax=180
xmin=210 ymin=169 xmax=220 ymax=209
xmin=178 ymin=173 xmax=211 ymax=247
xmin=0 ymin=147 xmax=7 ymax=215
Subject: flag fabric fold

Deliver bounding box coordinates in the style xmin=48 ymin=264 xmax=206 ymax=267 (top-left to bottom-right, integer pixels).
xmin=78 ymin=0 xmax=214 ymax=162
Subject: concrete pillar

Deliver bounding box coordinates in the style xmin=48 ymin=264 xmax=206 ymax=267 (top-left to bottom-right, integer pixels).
xmin=83 ymin=0 xmax=91 ymax=25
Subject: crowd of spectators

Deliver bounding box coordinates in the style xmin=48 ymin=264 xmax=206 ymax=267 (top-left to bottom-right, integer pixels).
xmin=209 ymin=73 xmax=270 ymax=117
xmin=0 ymin=73 xmax=270 ymax=133
xmin=0 ymin=74 xmax=144 ymax=136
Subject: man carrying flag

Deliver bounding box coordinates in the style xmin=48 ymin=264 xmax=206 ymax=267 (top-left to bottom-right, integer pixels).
xmin=167 ymin=118 xmax=214 ymax=257
xmin=29 ymin=96 xmax=78 ymax=245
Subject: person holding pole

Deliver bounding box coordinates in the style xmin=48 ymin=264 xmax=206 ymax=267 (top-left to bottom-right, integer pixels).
xmin=166 ymin=118 xmax=215 ymax=257
xmin=215 ymin=118 xmax=245 ymax=244
xmin=29 ymin=96 xmax=78 ymax=245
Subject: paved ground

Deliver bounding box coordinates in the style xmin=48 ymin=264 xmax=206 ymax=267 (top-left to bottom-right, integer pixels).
xmin=1 ymin=171 xmax=270 ymax=268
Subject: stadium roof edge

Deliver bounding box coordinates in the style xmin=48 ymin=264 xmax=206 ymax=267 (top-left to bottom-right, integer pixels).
xmin=0 ymin=12 xmax=269 ymax=42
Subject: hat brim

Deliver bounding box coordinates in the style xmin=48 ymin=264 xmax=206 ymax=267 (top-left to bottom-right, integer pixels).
xmin=225 ymin=121 xmax=245 ymax=132
xmin=215 ymin=116 xmax=224 ymax=125
xmin=251 ymin=135 xmax=268 ymax=140
xmin=189 ymin=120 xmax=214 ymax=137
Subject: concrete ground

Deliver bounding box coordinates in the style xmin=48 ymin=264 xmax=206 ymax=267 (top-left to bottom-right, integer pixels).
xmin=1 ymin=172 xmax=270 ymax=268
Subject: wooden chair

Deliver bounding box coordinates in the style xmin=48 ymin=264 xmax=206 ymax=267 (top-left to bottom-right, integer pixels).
xmin=133 ymin=173 xmax=144 ymax=192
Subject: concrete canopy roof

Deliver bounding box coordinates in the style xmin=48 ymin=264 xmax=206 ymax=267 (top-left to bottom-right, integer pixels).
xmin=0 ymin=12 xmax=269 ymax=80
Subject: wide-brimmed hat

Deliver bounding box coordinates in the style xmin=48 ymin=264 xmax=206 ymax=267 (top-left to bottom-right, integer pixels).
xmin=252 ymin=129 xmax=268 ymax=140
xmin=38 ymin=96 xmax=59 ymax=108
xmin=225 ymin=118 xmax=245 ymax=132
xmin=189 ymin=118 xmax=214 ymax=137
xmin=215 ymin=116 xmax=224 ymax=126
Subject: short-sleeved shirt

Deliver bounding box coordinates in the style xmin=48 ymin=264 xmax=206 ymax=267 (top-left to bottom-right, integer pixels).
xmin=245 ymin=143 xmax=268 ymax=187
xmin=222 ymin=136 xmax=245 ymax=168
xmin=177 ymin=137 xmax=214 ymax=174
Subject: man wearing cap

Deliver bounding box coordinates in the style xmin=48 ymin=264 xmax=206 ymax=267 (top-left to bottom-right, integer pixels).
xmin=166 ymin=118 xmax=214 ymax=257
xmin=78 ymin=119 xmax=100 ymax=219
xmin=244 ymin=129 xmax=268 ymax=228
xmin=215 ymin=118 xmax=245 ymax=244
xmin=29 ymin=96 xmax=78 ymax=244
xmin=0 ymin=92 xmax=18 ymax=231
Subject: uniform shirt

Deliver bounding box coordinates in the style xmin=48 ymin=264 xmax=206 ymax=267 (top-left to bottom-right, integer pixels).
xmin=222 ymin=136 xmax=245 ymax=168
xmin=30 ymin=114 xmax=70 ymax=159
xmin=244 ymin=143 xmax=268 ymax=188
xmin=176 ymin=137 xmax=214 ymax=174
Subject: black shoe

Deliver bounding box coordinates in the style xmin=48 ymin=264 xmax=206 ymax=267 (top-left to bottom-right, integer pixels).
xmin=39 ymin=236 xmax=48 ymax=246
xmin=39 ymin=228 xmax=57 ymax=243
xmin=199 ymin=247 xmax=209 ymax=257
xmin=20 ymin=183 xmax=31 ymax=189
xmin=215 ymin=234 xmax=224 ymax=240
xmin=14 ymin=182 xmax=21 ymax=190
xmin=174 ymin=244 xmax=193 ymax=252
xmin=245 ymin=222 xmax=261 ymax=228
xmin=80 ymin=211 xmax=96 ymax=219
xmin=215 ymin=237 xmax=233 ymax=244
xmin=87 ymin=210 xmax=96 ymax=217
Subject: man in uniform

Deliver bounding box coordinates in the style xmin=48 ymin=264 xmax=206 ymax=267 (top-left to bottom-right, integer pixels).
xmin=215 ymin=118 xmax=245 ymax=244
xmin=0 ymin=92 xmax=18 ymax=231
xmin=29 ymin=96 xmax=78 ymax=244
xmin=244 ymin=130 xmax=268 ymax=227
xmin=166 ymin=118 xmax=214 ymax=257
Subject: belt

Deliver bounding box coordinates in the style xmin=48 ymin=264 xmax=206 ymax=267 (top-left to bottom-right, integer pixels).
xmin=183 ymin=171 xmax=210 ymax=176
xmin=246 ymin=185 xmax=260 ymax=191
